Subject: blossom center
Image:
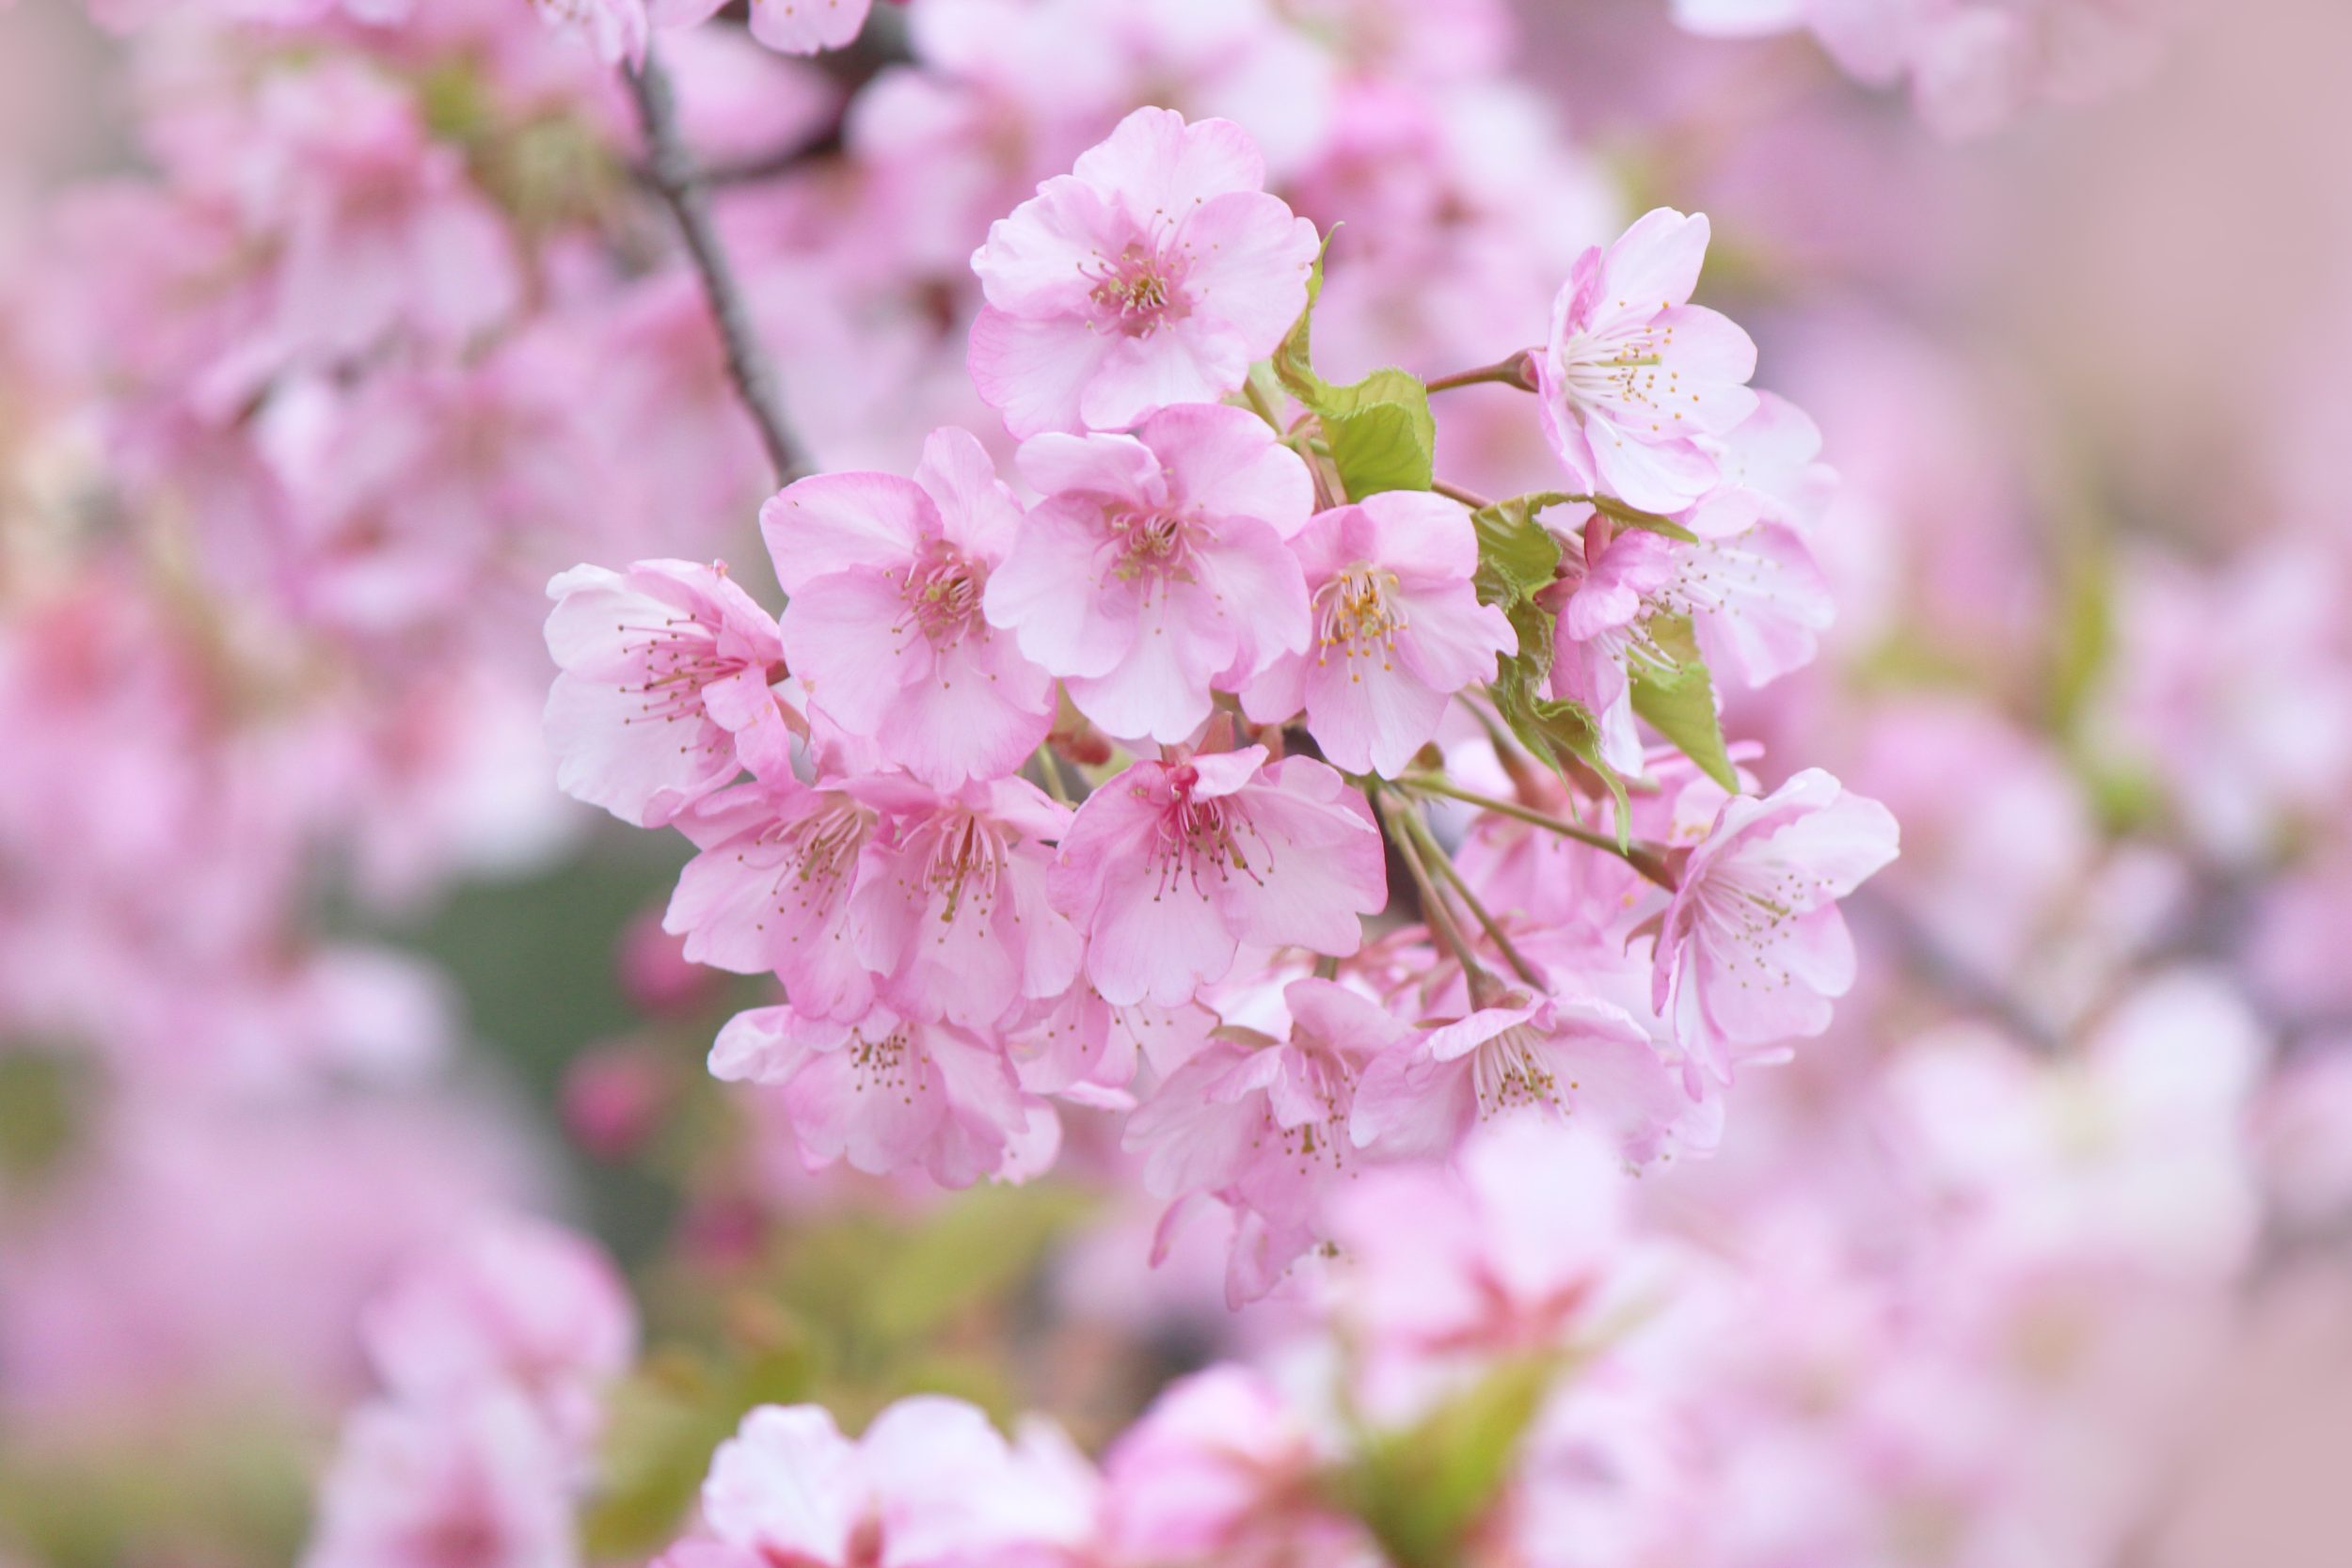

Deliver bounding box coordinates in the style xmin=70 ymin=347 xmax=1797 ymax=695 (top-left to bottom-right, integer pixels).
xmin=895 ymin=543 xmax=989 ymax=647
xmin=1087 ymin=242 xmax=1190 ymax=337
xmin=915 ymin=812 xmax=1009 ymax=924
xmin=615 ymin=614 xmax=738 ymax=729
xmin=1111 ymin=508 xmax=1204 ymax=589
xmin=1146 ymin=766 xmax=1270 ymax=898
xmin=1314 ymin=563 xmax=1407 ymax=673
xmin=1472 ymin=1023 xmax=1565 ymax=1117
xmin=1557 ymin=315 xmax=1684 ymax=426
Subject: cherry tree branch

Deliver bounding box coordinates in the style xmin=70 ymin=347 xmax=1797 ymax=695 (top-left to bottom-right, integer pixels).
xmin=625 ymin=47 xmax=806 ymax=486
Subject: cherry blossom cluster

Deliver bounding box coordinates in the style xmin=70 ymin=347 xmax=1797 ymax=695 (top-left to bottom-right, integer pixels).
xmin=305 ymin=1218 xmax=637 ymax=1568
xmin=644 ymin=982 xmax=2267 ymax=1568
xmin=549 ymin=103 xmax=1899 ymax=1303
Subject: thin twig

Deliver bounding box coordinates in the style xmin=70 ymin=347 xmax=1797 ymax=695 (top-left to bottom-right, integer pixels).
xmin=1424 ymin=351 xmax=1538 ymax=395
xmin=626 ymin=47 xmax=806 ymax=486
xmin=1404 ymin=811 xmax=1547 ymax=990
xmin=1432 ymin=479 xmax=1495 ymax=511
xmin=1401 ymin=774 xmax=1678 ymax=891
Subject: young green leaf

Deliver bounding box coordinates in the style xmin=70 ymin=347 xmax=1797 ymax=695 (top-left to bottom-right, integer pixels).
xmin=1629 ymin=614 xmax=1737 ymax=791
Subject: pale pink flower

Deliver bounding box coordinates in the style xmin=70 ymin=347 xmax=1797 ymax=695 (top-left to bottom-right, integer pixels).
xmin=710 ymin=1002 xmax=1032 ymax=1185
xmin=1242 ymin=492 xmax=1516 ymax=776
xmin=363 ymin=1216 xmax=636 ymax=1458
xmin=242 ymin=63 xmax=520 ymax=384
xmin=1101 ymin=1367 xmax=1378 ymax=1566
xmin=845 ymin=775 xmax=1082 ymax=1030
xmin=968 ymin=106 xmax=1321 ymax=437
xmin=1049 ymin=748 xmax=1386 ymax=1008
xmin=1536 ymin=208 xmax=1757 ymax=514
xmin=689 ymin=1397 xmax=1096 ymax=1568
xmin=1328 ymin=1118 xmax=1642 ymax=1363
xmin=762 ymin=428 xmax=1054 ymax=789
xmin=1349 ymin=990 xmax=1695 ymax=1164
xmin=744 ymin=0 xmax=881 ymax=55
xmin=1008 ymin=985 xmax=1218 ymax=1099
xmin=544 ymin=561 xmax=790 ymax=828
xmin=530 ymin=0 xmax=729 ymax=65
xmin=1123 ymin=978 xmax=1406 ymax=1303
xmin=1543 ymin=518 xmax=1677 ymax=776
xmin=986 ymin=402 xmax=1313 ymax=743
xmin=302 ymin=1392 xmax=578 ymax=1568
xmin=664 ymin=779 xmax=880 ymax=1022
xmin=1652 ymin=768 xmax=1899 ymax=1077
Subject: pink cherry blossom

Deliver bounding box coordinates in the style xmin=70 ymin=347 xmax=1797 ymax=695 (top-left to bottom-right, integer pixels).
xmin=663 ymin=779 xmax=880 ymax=1022
xmin=1536 ymin=208 xmax=1758 ymax=515
xmin=544 ymin=561 xmax=790 ymax=827
xmin=362 ymin=1216 xmax=636 ymax=1457
xmin=986 ymin=402 xmax=1314 ymax=743
xmin=762 ymin=428 xmax=1055 ymax=789
xmin=529 ymin=0 xmax=730 ymax=65
xmin=1327 ymin=1117 xmax=1643 ymax=1364
xmin=845 ymin=775 xmax=1082 ymax=1030
xmin=709 ymin=1002 xmax=1033 ymax=1185
xmin=1242 ymin=491 xmax=1516 ymax=776
xmin=1123 ymin=977 xmax=1407 ymax=1302
xmin=1349 ymin=989 xmax=1697 ymax=1164
xmin=744 ymin=0 xmax=881 ymax=55
xmin=968 ymin=105 xmax=1322 ymax=437
xmin=1543 ymin=516 xmax=1677 ymax=776
xmin=688 ymin=1397 xmax=1095 ymax=1568
xmin=1101 ymin=1367 xmax=1378 ymax=1566
xmin=1049 ymin=747 xmax=1386 ymax=1007
xmin=302 ymin=1392 xmax=579 ymax=1568
xmin=1653 ymin=768 xmax=1900 ymax=1078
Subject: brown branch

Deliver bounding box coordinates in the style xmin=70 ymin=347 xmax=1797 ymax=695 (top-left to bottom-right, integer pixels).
xmin=625 ymin=46 xmax=806 ymax=486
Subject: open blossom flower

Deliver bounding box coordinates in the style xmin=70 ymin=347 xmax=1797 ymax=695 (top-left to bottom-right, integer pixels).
xmin=986 ymin=402 xmax=1313 ymax=743
xmin=710 ymin=1002 xmax=1033 ymax=1185
xmin=544 ymin=561 xmax=789 ymax=827
xmin=362 ymin=1217 xmax=635 ymax=1458
xmin=1543 ymin=519 xmax=1677 ymax=776
xmin=664 ymin=779 xmax=881 ymax=1022
xmin=847 ymin=775 xmax=1082 ymax=1030
xmin=1124 ymin=977 xmax=1407 ymax=1303
xmin=303 ymin=1392 xmax=579 ymax=1568
xmin=685 ymin=1398 xmax=1095 ymax=1568
xmin=968 ymin=105 xmax=1322 ymax=437
xmin=1653 ymin=768 xmax=1900 ymax=1077
xmin=762 ymin=428 xmax=1054 ymax=789
xmin=1049 ymin=748 xmax=1386 ymax=1007
xmin=1349 ymin=990 xmax=1696 ymax=1164
xmin=1242 ymin=492 xmax=1516 ymax=776
xmin=1101 ymin=1368 xmax=1376 ymax=1566
xmin=1536 ymin=208 xmax=1758 ymax=514
xmin=1328 ymin=1118 xmax=1646 ymax=1370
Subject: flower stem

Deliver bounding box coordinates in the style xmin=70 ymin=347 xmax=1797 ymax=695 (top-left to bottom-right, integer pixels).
xmin=1432 ymin=479 xmax=1495 ymax=510
xmin=626 ymin=47 xmax=805 ymax=487
xmin=1423 ymin=350 xmax=1538 ymax=395
xmin=1399 ymin=809 xmax=1547 ymax=990
xmin=1402 ymin=774 xmax=1679 ymax=891
xmin=1373 ymin=789 xmax=1499 ymax=994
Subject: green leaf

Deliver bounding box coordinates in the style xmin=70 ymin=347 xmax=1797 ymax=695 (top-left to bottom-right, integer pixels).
xmin=1629 ymin=614 xmax=1737 ymax=790
xmin=1272 ymin=232 xmax=1332 ymax=405
xmin=1486 ymin=594 xmax=1633 ymax=842
xmin=865 ymin=1182 xmax=1093 ymax=1345
xmin=1337 ymin=1354 xmax=1562 ymax=1568
xmin=1320 ymin=368 xmax=1436 ymax=497
xmin=1591 ymin=497 xmax=1700 ymax=544
xmin=1471 ymin=497 xmax=1564 ymax=608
